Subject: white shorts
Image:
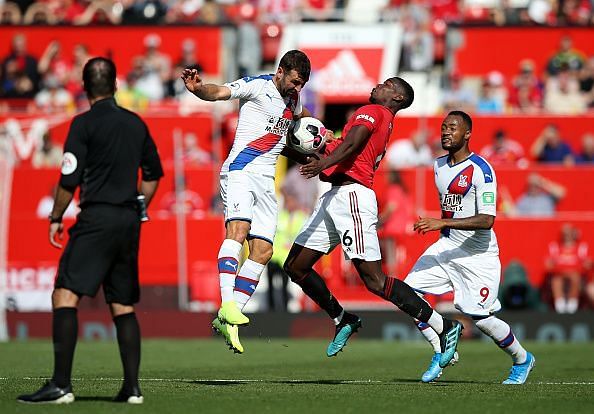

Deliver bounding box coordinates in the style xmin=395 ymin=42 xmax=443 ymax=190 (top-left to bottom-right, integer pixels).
xmin=220 ymin=171 xmax=277 ymax=243
xmin=404 ymin=237 xmax=502 ymax=317
xmin=294 ymin=183 xmax=381 ymax=261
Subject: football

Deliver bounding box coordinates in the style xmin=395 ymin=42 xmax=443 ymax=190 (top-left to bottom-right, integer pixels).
xmin=289 ymin=117 xmax=327 ymax=154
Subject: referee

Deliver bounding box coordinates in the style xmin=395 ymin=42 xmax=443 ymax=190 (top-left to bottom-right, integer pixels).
xmin=17 ymin=57 xmax=163 ymax=404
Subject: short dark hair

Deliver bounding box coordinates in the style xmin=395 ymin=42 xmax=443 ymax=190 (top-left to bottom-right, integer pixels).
xmin=389 ymin=77 xmax=414 ymax=109
xmin=82 ymin=57 xmax=116 ymax=99
xmin=279 ymin=50 xmax=311 ymax=82
xmin=448 ymin=110 xmax=472 ymax=131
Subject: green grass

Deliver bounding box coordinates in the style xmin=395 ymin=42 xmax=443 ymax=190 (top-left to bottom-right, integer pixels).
xmin=1 ymin=339 xmax=593 ymax=413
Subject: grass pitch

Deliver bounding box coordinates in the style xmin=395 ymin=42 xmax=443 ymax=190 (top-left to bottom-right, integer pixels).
xmin=1 ymin=339 xmax=593 ymax=414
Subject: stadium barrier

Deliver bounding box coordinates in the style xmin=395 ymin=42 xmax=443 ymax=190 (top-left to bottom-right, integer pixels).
xmin=7 ymin=310 xmax=593 ymax=342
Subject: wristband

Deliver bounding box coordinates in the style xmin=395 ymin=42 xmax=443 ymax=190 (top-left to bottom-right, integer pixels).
xmin=48 ymin=214 xmax=62 ymax=224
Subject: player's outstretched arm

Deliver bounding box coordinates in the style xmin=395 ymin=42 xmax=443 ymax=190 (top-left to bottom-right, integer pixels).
xmin=181 ymin=68 xmax=231 ymax=101
xmin=300 ymin=125 xmax=369 ymax=178
xmin=414 ymin=214 xmax=495 ymax=234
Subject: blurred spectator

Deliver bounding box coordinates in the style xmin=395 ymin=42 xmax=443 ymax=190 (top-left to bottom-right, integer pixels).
xmin=234 ymin=1 xmax=263 ymax=78
xmin=37 ymin=185 xmax=79 ymax=219
xmin=476 ymin=76 xmax=504 ymax=114
xmin=115 ymin=72 xmax=150 ymax=112
xmin=0 ymin=124 xmax=18 ymax=165
xmin=576 ymin=133 xmax=594 ymax=164
xmin=1 ymin=1 xmax=23 ymax=24
xmin=544 ymin=67 xmax=586 ymax=114
xmin=267 ymin=188 xmax=309 ymax=311
xmin=558 ymin=0 xmax=592 ymax=25
xmin=579 ymin=55 xmax=594 ymax=109
xmin=31 ymin=131 xmax=62 ymax=168
xmin=37 ymin=41 xmax=70 ymax=87
xmin=198 ymin=0 xmax=228 ymax=24
xmin=508 ymin=59 xmax=543 ymax=114
xmin=182 ymin=132 xmax=212 ymax=165
xmin=546 ymin=35 xmax=586 ymax=77
xmin=50 ymin=0 xmax=86 ymax=24
xmin=400 ymin=11 xmax=434 ymax=72
xmin=259 ymin=0 xmax=299 ymax=23
xmin=530 ymin=124 xmax=575 ymax=165
xmin=499 ymin=260 xmax=543 ymax=311
xmin=527 ymin=0 xmax=557 ymax=26
xmin=71 ymin=0 xmax=121 ymax=25
xmin=23 ymin=1 xmax=58 ymax=24
xmin=385 ymin=129 xmax=433 ymax=169
xmin=378 ymin=170 xmax=414 ymax=238
xmin=281 ymin=162 xmax=319 ymax=212
xmin=509 ymin=173 xmax=566 ymax=217
xmin=122 ymin=0 xmax=167 ymax=24
xmin=32 ymin=74 xmax=75 ymax=114
xmin=129 ymin=55 xmax=164 ymax=101
xmin=492 ymin=0 xmax=531 ymax=25
xmin=165 ymin=0 xmax=201 ymax=23
xmin=66 ymin=43 xmax=90 ymax=103
xmin=176 ymin=39 xmax=203 ymax=71
xmin=545 ymin=223 xmax=591 ymax=313
xmin=157 ymin=176 xmax=205 ymax=219
xmin=479 ymin=129 xmax=525 ymax=166
xmin=299 ymin=0 xmax=338 ymax=22
xmin=1 ymin=33 xmax=40 ymax=96
xmin=441 ymin=72 xmax=475 ymax=113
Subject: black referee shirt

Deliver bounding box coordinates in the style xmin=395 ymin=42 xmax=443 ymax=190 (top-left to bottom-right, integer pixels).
xmin=59 ymin=97 xmax=163 ymax=208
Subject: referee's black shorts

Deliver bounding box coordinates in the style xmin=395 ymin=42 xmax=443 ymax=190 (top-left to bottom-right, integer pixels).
xmin=55 ymin=204 xmax=141 ymax=305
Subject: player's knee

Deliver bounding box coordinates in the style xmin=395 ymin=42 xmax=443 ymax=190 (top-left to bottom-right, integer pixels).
xmin=283 ymin=256 xmax=305 ymax=282
xmin=249 ymin=246 xmax=273 ymax=264
xmin=360 ymin=272 xmax=385 ymax=296
xmin=52 ymin=288 xmax=79 ymax=308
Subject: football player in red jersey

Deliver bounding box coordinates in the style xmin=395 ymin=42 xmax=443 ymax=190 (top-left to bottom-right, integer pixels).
xmin=283 ymin=77 xmax=463 ymax=366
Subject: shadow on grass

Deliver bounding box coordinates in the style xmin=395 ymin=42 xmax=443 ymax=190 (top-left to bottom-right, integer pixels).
xmin=74 ymin=396 xmax=116 ymax=402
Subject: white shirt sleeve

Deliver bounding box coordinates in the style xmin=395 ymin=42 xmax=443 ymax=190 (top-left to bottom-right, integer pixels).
xmin=475 ymin=167 xmax=497 ymax=217
xmin=224 ymin=77 xmax=265 ymax=101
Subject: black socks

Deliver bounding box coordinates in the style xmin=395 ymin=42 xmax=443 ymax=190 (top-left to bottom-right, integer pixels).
xmin=113 ymin=313 xmax=141 ymax=393
xmin=51 ymin=307 xmax=78 ymax=388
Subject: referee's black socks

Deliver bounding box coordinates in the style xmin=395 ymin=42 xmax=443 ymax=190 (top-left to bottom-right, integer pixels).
xmin=114 ymin=313 xmax=141 ymax=393
xmin=52 ymin=307 xmax=78 ymax=388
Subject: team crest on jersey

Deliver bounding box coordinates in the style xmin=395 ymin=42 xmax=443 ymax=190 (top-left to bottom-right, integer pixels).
xmin=442 ymin=193 xmax=463 ymax=212
xmin=458 ymin=175 xmax=468 ymax=188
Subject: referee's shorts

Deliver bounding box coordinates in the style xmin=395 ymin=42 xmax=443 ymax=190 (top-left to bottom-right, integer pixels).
xmin=55 ymin=204 xmax=141 ymax=305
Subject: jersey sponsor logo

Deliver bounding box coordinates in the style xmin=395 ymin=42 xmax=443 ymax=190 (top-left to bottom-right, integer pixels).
xmin=61 ymin=152 xmax=77 ymax=175
xmin=265 ymin=92 xmax=274 ymax=101
xmin=458 ymin=175 xmax=468 ymax=188
xmin=265 ymin=116 xmax=292 ymax=136
xmin=442 ymin=193 xmax=463 ymax=212
xmin=228 ymin=82 xmax=241 ymax=90
xmin=356 ymin=114 xmax=375 ymax=123
xmin=482 ymin=192 xmax=495 ymax=205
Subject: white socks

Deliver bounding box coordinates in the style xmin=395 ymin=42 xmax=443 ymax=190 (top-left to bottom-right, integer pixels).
xmin=555 ymin=298 xmax=579 ymax=313
xmin=217 ymin=239 xmax=243 ymax=303
xmin=415 ymin=320 xmax=441 ymax=353
xmin=234 ymin=259 xmax=265 ymax=310
xmin=475 ymin=316 xmax=527 ymax=364
xmin=427 ymin=310 xmax=445 ymax=334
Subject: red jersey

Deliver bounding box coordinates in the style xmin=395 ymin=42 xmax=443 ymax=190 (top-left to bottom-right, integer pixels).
xmin=320 ymin=104 xmax=394 ymax=188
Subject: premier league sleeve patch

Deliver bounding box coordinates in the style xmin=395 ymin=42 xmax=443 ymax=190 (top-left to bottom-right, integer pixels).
xmin=61 ymin=152 xmax=78 ymax=175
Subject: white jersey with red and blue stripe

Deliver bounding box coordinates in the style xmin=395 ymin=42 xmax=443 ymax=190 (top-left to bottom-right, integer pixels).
xmin=222 ymin=75 xmax=302 ymax=176
xmin=434 ymin=153 xmax=499 ymax=254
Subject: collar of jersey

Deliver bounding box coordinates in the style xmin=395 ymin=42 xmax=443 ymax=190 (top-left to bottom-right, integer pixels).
xmin=447 ymin=152 xmax=474 ymax=167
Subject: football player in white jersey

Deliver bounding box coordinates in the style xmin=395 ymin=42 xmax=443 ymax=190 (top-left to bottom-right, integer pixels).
xmin=405 ymin=111 xmax=535 ymax=384
xmin=182 ymin=50 xmax=315 ymax=353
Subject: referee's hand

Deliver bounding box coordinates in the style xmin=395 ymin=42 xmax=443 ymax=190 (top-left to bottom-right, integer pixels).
xmin=49 ymin=222 xmax=64 ymax=249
